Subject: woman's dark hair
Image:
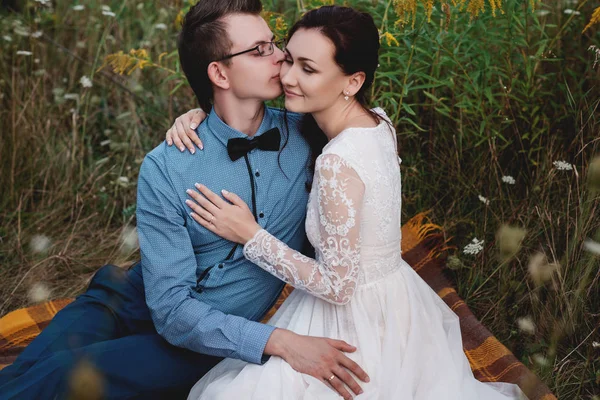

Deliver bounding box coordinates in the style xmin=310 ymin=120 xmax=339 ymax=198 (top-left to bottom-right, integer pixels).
xmin=178 ymin=0 xmax=263 ymax=112
xmin=288 ymin=6 xmax=382 ymax=166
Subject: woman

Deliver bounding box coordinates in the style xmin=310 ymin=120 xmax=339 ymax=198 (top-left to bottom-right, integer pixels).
xmin=168 ymin=6 xmax=527 ymax=400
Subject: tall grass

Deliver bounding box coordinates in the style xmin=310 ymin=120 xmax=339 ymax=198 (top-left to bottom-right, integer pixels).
xmin=0 ymin=0 xmax=598 ymax=397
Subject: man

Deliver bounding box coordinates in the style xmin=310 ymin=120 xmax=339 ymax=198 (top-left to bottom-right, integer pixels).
xmin=0 ymin=1 xmax=367 ymax=399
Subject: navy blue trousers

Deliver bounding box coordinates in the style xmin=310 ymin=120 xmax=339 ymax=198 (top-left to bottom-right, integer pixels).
xmin=0 ymin=263 xmax=222 ymax=400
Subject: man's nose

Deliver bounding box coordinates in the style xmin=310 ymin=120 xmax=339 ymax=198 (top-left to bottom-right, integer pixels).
xmin=273 ymin=45 xmax=285 ymax=63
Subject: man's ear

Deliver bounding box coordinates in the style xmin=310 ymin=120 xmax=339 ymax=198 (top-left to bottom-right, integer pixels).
xmin=345 ymin=71 xmax=366 ymax=97
xmin=207 ymin=61 xmax=230 ymax=90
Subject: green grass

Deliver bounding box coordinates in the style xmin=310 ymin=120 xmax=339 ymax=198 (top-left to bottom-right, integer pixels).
xmin=1 ymin=0 xmax=599 ymax=397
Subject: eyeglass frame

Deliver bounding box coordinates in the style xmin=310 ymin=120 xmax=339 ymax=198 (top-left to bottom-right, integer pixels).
xmin=215 ymin=39 xmax=285 ymax=62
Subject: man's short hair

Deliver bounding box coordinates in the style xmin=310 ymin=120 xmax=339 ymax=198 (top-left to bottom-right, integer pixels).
xmin=178 ymin=0 xmax=263 ymax=112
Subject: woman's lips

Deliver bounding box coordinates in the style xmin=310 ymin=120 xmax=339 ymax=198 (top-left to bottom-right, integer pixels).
xmin=284 ymin=88 xmax=302 ymax=97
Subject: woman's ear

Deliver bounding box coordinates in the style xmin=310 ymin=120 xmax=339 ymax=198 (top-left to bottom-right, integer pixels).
xmin=207 ymin=61 xmax=230 ymax=90
xmin=346 ymin=71 xmax=366 ymax=97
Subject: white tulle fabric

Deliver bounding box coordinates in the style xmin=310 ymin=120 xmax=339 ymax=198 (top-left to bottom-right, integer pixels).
xmin=188 ymin=108 xmax=528 ymax=400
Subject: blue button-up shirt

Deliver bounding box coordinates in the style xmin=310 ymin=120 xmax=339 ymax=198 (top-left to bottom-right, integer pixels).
xmin=137 ymin=107 xmax=310 ymax=364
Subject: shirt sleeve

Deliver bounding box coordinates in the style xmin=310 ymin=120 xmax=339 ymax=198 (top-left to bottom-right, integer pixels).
xmin=243 ymin=153 xmax=364 ymax=305
xmin=137 ymin=152 xmax=274 ymax=364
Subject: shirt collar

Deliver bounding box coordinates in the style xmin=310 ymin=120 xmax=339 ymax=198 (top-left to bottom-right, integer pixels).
xmin=205 ymin=106 xmax=275 ymax=148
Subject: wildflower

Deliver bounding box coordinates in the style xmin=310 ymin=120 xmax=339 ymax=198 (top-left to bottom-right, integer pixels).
xmin=34 ymin=58 xmax=40 ymax=64
xmin=3 ymin=35 xmax=12 ymax=42
xmin=80 ymin=75 xmax=93 ymax=88
xmin=116 ymin=176 xmax=129 ymax=187
xmin=592 ymin=341 xmax=600 ymax=348
xmin=34 ymin=0 xmax=51 ymax=5
xmin=381 ymin=32 xmax=399 ymax=47
xmin=28 ymin=282 xmax=51 ymax=303
xmin=64 ymin=93 xmax=79 ymax=101
xmin=478 ymin=195 xmax=490 ymax=205
xmin=72 ymin=4 xmax=85 ymax=11
xmin=528 ymin=252 xmax=559 ymax=286
xmin=532 ymin=354 xmax=549 ymax=367
xmin=67 ymin=359 xmax=104 ymax=400
xmin=588 ymin=156 xmax=600 ymax=191
xmin=553 ymin=160 xmax=573 ymax=171
xmin=155 ymin=23 xmax=167 ymax=30
xmin=31 ymin=31 xmax=43 ymax=38
xmin=16 ymin=50 xmax=33 ymax=56
xmin=516 ymin=316 xmax=536 ymax=335
xmin=101 ymin=5 xmax=111 ymax=11
xmin=583 ymin=6 xmax=600 ymax=33
xmin=30 ymin=234 xmax=52 ymax=253
xmin=102 ymin=10 xmax=116 ymax=17
xmin=502 ymin=175 xmax=516 ymax=184
xmin=496 ymin=225 xmax=526 ymax=260
xmin=583 ymin=239 xmax=600 ymax=256
xmin=536 ymin=10 xmax=550 ymax=17
xmin=120 ymin=225 xmax=139 ymax=253
xmin=14 ymin=26 xmax=30 ymax=37
xmin=463 ymin=238 xmax=484 ymax=256
xmin=563 ymin=9 xmax=581 ymax=15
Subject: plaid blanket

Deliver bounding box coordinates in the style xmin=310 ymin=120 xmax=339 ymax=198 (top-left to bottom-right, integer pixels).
xmin=0 ymin=213 xmax=555 ymax=400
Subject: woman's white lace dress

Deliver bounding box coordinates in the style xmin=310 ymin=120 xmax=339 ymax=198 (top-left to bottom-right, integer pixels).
xmin=188 ymin=109 xmax=528 ymax=399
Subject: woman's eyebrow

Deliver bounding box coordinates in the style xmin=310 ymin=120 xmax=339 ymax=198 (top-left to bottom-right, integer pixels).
xmin=284 ymin=49 xmax=315 ymax=64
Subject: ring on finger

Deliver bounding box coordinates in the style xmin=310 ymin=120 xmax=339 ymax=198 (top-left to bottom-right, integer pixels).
xmin=328 ymin=374 xmax=335 ymax=382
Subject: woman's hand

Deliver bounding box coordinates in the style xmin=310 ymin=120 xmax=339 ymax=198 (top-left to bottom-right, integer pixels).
xmin=186 ymin=183 xmax=261 ymax=245
xmin=166 ymin=108 xmax=207 ymax=153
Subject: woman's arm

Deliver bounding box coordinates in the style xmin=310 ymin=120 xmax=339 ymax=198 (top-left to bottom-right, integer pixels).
xmin=186 ymin=153 xmax=365 ymax=305
xmin=165 ymin=108 xmax=206 ymax=153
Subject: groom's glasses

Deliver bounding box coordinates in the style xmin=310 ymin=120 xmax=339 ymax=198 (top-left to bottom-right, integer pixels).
xmin=215 ymin=40 xmax=285 ymax=62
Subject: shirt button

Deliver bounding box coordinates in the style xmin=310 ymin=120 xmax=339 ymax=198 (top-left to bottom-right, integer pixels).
xmin=255 ymin=171 xmax=260 ymax=177
xmin=259 ymin=212 xmax=265 ymax=219
xmin=218 ymin=263 xmax=224 ymax=269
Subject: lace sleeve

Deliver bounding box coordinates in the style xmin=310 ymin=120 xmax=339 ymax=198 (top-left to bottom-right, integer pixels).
xmin=243 ymin=154 xmax=365 ymax=305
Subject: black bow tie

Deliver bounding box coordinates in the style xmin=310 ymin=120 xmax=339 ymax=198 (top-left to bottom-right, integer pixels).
xmin=227 ymin=127 xmax=281 ymax=161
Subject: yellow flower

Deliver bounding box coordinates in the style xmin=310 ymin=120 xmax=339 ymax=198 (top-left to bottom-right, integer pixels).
xmin=381 ymin=32 xmax=400 ymax=47
xmin=583 ymin=6 xmax=600 ymax=34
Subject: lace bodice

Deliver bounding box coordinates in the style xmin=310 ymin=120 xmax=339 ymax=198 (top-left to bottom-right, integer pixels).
xmin=244 ymin=108 xmax=403 ymax=305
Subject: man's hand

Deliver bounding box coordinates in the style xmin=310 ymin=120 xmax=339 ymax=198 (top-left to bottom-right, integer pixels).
xmin=265 ymin=328 xmax=369 ymax=400
xmin=165 ymin=108 xmax=206 ymax=153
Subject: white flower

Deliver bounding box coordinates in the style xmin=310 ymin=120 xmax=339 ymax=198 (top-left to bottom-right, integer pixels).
xmin=593 ymin=341 xmax=600 ymax=348
xmin=31 ymin=31 xmax=43 ymax=38
xmin=102 ymin=10 xmax=116 ymax=17
xmin=120 ymin=226 xmax=139 ymax=252
xmin=72 ymin=5 xmax=85 ymax=11
xmin=583 ymin=239 xmax=600 ymax=255
xmin=64 ymin=93 xmax=79 ymax=101
xmin=532 ymin=354 xmax=549 ymax=367
xmin=155 ymin=23 xmax=167 ymax=30
xmin=116 ymin=176 xmax=129 ymax=187
xmin=563 ymin=9 xmax=581 ymax=15
xmin=553 ymin=160 xmax=573 ymax=171
xmin=101 ymin=5 xmax=111 ymax=11
xmin=14 ymin=26 xmax=30 ymax=37
xmin=528 ymin=252 xmax=559 ymax=286
xmin=30 ymin=234 xmax=52 ymax=253
xmin=16 ymin=50 xmax=33 ymax=56
xmin=3 ymin=35 xmax=12 ymax=42
xmin=79 ymin=75 xmax=93 ymax=88
xmin=28 ymin=282 xmax=51 ymax=303
xmin=34 ymin=0 xmax=51 ymax=5
xmin=478 ymin=195 xmax=490 ymax=205
xmin=502 ymin=175 xmax=516 ymax=185
xmin=536 ymin=10 xmax=550 ymax=16
xmin=463 ymin=238 xmax=484 ymax=255
xmin=517 ymin=316 xmax=536 ymax=335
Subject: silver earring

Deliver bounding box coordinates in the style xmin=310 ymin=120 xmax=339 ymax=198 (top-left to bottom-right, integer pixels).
xmin=344 ymin=92 xmax=349 ymax=101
